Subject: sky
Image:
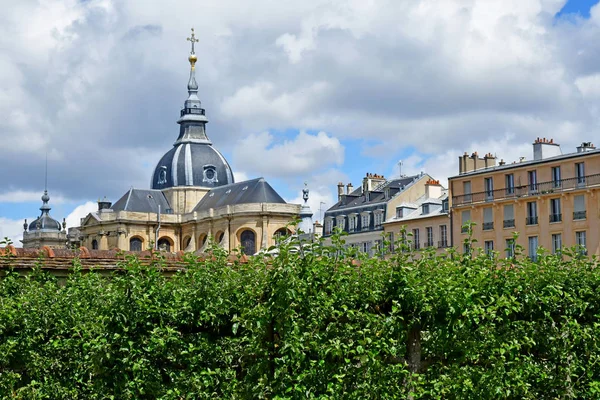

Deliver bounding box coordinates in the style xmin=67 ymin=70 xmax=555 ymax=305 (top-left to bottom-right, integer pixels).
xmin=1 ymin=0 xmax=600 ymax=245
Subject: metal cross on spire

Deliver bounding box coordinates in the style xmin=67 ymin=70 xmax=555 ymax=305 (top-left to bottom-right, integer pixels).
xmin=187 ymin=28 xmax=199 ymax=54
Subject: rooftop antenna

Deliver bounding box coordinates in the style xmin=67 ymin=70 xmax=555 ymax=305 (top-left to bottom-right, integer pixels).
xmin=44 ymin=152 xmax=48 ymax=191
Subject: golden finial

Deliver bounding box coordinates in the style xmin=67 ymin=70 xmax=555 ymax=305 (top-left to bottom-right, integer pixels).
xmin=187 ymin=28 xmax=199 ymax=68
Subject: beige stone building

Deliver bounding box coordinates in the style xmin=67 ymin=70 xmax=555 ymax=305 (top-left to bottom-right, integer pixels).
xmin=383 ymin=179 xmax=450 ymax=254
xmin=70 ymin=32 xmax=303 ymax=254
xmin=449 ymin=138 xmax=600 ymax=259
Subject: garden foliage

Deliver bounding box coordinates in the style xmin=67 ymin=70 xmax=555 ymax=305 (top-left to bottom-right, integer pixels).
xmin=1 ymin=231 xmax=600 ymax=399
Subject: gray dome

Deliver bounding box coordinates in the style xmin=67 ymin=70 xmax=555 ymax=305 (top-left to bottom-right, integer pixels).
xmin=28 ymin=190 xmax=62 ymax=232
xmin=151 ymin=142 xmax=234 ymax=190
xmin=29 ymin=214 xmax=62 ymax=232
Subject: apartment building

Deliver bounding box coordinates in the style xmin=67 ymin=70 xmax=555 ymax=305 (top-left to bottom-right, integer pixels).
xmin=449 ymin=138 xmax=599 ymax=258
xmin=383 ymin=179 xmax=450 ymax=254
xmin=323 ymin=172 xmax=435 ymax=256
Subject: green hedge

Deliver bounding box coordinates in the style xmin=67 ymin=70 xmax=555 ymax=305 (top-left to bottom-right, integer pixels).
xmin=1 ymin=233 xmax=600 ymax=399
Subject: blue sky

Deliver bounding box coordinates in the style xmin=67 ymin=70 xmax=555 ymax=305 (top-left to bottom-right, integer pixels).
xmin=2 ymin=0 xmax=600 ymax=244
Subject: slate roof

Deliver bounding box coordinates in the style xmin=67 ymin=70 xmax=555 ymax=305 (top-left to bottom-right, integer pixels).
xmin=112 ymin=189 xmax=172 ymax=213
xmin=327 ymin=174 xmax=425 ymax=212
xmin=193 ymin=178 xmax=286 ymax=212
xmin=386 ymin=192 xmax=449 ymax=223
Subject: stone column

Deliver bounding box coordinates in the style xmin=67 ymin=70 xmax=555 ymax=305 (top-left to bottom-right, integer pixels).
xmin=117 ymin=228 xmax=127 ymax=250
xmin=99 ymin=231 xmax=108 ymax=250
xmin=261 ymin=216 xmax=269 ymax=250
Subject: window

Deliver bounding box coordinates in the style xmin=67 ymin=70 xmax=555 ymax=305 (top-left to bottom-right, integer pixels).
xmin=551 ymin=166 xmax=561 ymax=188
xmin=157 ymin=238 xmax=171 ymax=252
xmin=362 ymin=242 xmax=369 ymax=254
xmin=374 ymin=211 xmax=384 ymax=228
xmin=483 ymin=207 xmax=493 ymax=230
xmin=552 ymin=233 xmax=562 ymax=255
xmin=484 ymin=177 xmax=494 ymax=200
xmin=439 ymin=225 xmax=448 ymax=248
xmin=442 ymin=199 xmax=449 ymax=213
xmin=413 ymin=228 xmax=420 ymax=250
xmin=528 ymin=236 xmax=538 ymax=261
xmin=526 ymin=201 xmax=538 ymax=225
xmin=349 ymin=214 xmax=358 ymax=232
xmin=426 ymin=227 xmax=433 ymax=247
xmin=129 ymin=237 xmax=143 ymax=252
xmin=574 ymin=195 xmax=586 ymax=220
xmin=463 ymin=181 xmax=472 ymax=202
xmin=461 ymin=210 xmax=471 ymax=233
xmin=422 ymin=204 xmax=430 ymax=214
xmin=506 ymin=239 xmax=515 ymax=259
xmin=550 ymin=198 xmax=562 ymax=223
xmin=91 ymin=239 xmax=98 ymax=250
xmin=240 ymin=230 xmax=256 ymax=255
xmin=396 ymin=207 xmax=403 ymax=218
xmin=325 ymin=218 xmax=334 ymax=234
xmin=576 ymin=231 xmax=587 ymax=256
xmin=336 ymin=216 xmax=346 ymax=231
xmin=388 ymin=232 xmax=395 ymax=253
xmin=505 ymin=174 xmax=515 ymax=195
xmin=528 ymin=170 xmax=538 ymax=193
xmin=503 ymin=204 xmax=515 ymax=228
xmin=484 ymin=240 xmax=494 ymax=257
xmin=576 ymin=162 xmax=585 ymax=185
xmin=361 ymin=213 xmax=370 ymax=231
xmin=463 ymin=242 xmax=471 ymax=255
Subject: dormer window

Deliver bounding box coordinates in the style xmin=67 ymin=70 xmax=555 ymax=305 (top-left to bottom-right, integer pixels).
xmin=203 ymin=164 xmax=218 ymax=184
xmin=422 ymin=204 xmax=430 ymax=214
xmin=442 ymin=199 xmax=449 ymax=213
xmin=396 ymin=207 xmax=403 ymax=218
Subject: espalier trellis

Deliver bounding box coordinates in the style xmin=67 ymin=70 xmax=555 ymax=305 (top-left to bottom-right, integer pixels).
xmin=1 ymin=225 xmax=599 ymax=399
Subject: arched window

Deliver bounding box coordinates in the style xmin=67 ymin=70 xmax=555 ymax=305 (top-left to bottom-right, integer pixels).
xmin=197 ymin=234 xmax=207 ymax=250
xmin=129 ymin=237 xmax=143 ymax=252
xmin=91 ymin=239 xmax=98 ymax=250
xmin=182 ymin=236 xmax=192 ymax=251
xmin=157 ymin=237 xmax=172 ymax=252
xmin=215 ymin=231 xmax=224 ymax=244
xmin=274 ymin=228 xmax=291 ymax=239
xmin=240 ymin=230 xmax=256 ymax=255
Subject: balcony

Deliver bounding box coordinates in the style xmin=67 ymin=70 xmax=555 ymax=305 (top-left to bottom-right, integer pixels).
xmin=503 ymin=219 xmax=515 ymax=228
xmin=180 ymin=107 xmax=206 ymax=117
xmin=438 ymin=240 xmax=449 ymax=248
xmin=573 ymin=211 xmax=586 ymax=220
xmin=526 ymin=216 xmax=538 ymax=225
xmin=482 ymin=222 xmax=494 ymax=230
xmin=549 ymin=213 xmax=562 ymax=223
xmin=452 ymin=173 xmax=600 ymax=206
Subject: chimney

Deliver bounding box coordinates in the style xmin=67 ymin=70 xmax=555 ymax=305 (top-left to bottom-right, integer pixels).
xmin=98 ymin=197 xmax=112 ymax=211
xmin=346 ymin=182 xmax=354 ymax=194
xmin=337 ymin=182 xmax=345 ymax=201
xmin=484 ymin=152 xmax=496 ymax=169
xmin=533 ymin=137 xmax=561 ymax=160
xmin=577 ymin=142 xmax=596 ymax=153
xmin=425 ymin=179 xmax=442 ymax=199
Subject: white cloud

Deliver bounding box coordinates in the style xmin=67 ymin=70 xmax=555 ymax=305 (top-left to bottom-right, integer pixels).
xmin=0 ymin=217 xmax=32 ymax=247
xmin=0 ymin=190 xmax=67 ymax=203
xmin=233 ymin=131 xmax=344 ymax=178
xmin=65 ymin=201 xmax=97 ymax=229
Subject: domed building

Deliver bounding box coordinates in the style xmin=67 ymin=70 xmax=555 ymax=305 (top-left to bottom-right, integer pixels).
xmin=21 ymin=189 xmax=67 ymax=248
xmin=72 ymin=30 xmax=304 ymax=255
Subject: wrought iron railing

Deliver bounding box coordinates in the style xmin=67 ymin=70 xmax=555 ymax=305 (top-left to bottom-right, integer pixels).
xmin=549 ymin=213 xmax=562 ymax=223
xmin=425 ymin=240 xmax=434 ymax=248
xmin=526 ymin=216 xmax=538 ymax=225
xmin=482 ymin=222 xmax=494 ymax=230
xmin=453 ymin=173 xmax=600 ymax=206
xmin=573 ymin=211 xmax=586 ymax=220
xmin=503 ymin=219 xmax=515 ymax=228
xmin=180 ymin=107 xmax=206 ymax=117
xmin=438 ymin=240 xmax=449 ymax=248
